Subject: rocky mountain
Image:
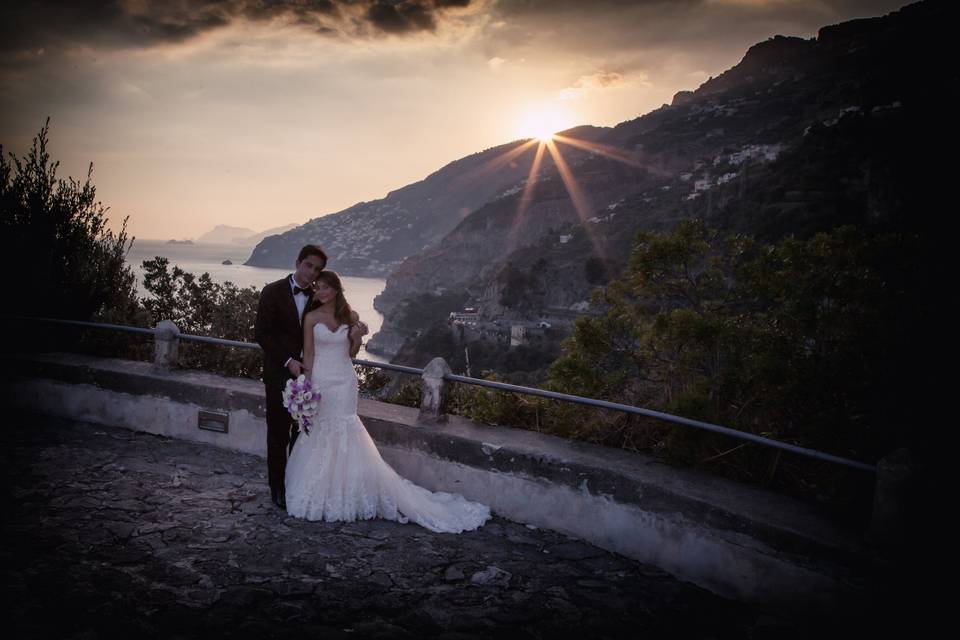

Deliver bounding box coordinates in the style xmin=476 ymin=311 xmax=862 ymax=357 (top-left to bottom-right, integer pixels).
xmin=369 ymin=0 xmax=953 ymax=360
xmin=243 ymin=126 xmax=610 ymax=276
xmin=198 ymin=223 xmax=300 ymax=245
xmin=245 ymin=223 xmax=299 ymax=245
xmin=197 ymin=225 xmax=257 ymax=244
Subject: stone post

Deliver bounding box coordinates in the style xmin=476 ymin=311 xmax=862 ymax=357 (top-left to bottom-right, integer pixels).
xmin=419 ymin=357 xmax=452 ymax=424
xmin=153 ymin=320 xmax=180 ymax=372
xmin=867 ymin=447 xmax=914 ymax=554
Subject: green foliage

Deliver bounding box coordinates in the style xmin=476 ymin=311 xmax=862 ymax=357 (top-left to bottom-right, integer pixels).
xmin=356 ymin=364 xmax=391 ymax=395
xmin=448 ymin=377 xmax=548 ymax=430
xmin=497 ymin=259 xmax=549 ymax=309
xmin=545 ymin=219 xmax=919 ymax=512
xmin=139 ymin=257 xmax=262 ymax=378
xmin=383 ymin=378 xmax=423 ymax=408
xmin=584 ymin=256 xmax=610 ymax=285
xmin=0 ymin=120 xmax=137 ymax=332
xmin=497 ymin=261 xmax=528 ymax=308
xmin=391 ymin=290 xmax=468 ymax=334
xmin=394 ymin=318 xmax=560 ymax=383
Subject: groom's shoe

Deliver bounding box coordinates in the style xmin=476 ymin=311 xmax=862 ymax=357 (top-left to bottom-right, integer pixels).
xmin=271 ymin=490 xmax=287 ymax=510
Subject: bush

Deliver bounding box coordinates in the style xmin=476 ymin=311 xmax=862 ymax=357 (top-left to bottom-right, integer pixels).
xmin=139 ymin=257 xmax=263 ymax=379
xmin=544 ymin=219 xmax=921 ymax=518
xmin=0 ymin=120 xmax=139 ymax=354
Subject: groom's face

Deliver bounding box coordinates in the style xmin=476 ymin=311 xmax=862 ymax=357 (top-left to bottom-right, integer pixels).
xmin=295 ymin=255 xmax=324 ymax=286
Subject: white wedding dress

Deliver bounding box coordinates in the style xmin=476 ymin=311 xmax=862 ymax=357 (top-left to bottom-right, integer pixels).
xmin=285 ymin=323 xmax=491 ymax=533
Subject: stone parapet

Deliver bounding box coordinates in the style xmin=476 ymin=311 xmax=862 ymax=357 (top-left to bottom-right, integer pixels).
xmin=1 ymin=352 xmax=872 ymax=608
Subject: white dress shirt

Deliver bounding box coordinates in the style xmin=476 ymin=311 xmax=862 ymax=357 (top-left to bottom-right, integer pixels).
xmin=284 ymin=275 xmax=311 ymax=368
xmin=290 ymin=275 xmax=310 ymax=324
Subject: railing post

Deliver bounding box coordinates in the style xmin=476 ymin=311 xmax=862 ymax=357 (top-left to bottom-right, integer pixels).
xmin=867 ymin=447 xmax=913 ymax=554
xmin=419 ymin=357 xmax=451 ymax=424
xmin=153 ymin=319 xmax=180 ymax=372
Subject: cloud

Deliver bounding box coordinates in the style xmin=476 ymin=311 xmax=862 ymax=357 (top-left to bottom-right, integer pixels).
xmin=488 ymin=56 xmax=507 ymax=70
xmin=367 ymin=1 xmax=436 ymax=34
xmin=579 ymin=71 xmax=625 ymax=88
xmin=477 ymin=0 xmax=910 ymax=92
xmin=0 ymin=0 xmax=476 ymax=54
xmin=559 ymin=70 xmax=628 ymax=100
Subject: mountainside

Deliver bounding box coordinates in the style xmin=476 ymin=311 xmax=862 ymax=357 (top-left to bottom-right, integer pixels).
xmin=243 ymin=126 xmax=610 ymax=275
xmin=197 ymin=225 xmax=257 ymax=244
xmin=197 ymin=223 xmax=300 ymax=246
xmin=370 ymin=0 xmax=954 ymax=360
xmin=245 ymin=223 xmax=299 ymax=245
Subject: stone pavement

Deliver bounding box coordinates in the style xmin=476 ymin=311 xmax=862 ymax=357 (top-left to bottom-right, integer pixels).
xmin=2 ymin=412 xmax=860 ymax=639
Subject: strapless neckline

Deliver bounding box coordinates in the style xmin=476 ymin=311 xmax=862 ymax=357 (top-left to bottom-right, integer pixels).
xmin=315 ymin=323 xmax=347 ymax=334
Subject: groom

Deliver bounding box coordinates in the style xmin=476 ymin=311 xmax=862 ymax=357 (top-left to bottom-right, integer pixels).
xmin=254 ymin=244 xmax=367 ymax=509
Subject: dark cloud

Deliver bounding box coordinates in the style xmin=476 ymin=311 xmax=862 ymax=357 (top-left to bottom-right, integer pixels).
xmin=491 ymin=0 xmax=906 ymax=18
xmin=0 ymin=0 xmax=473 ymax=53
xmin=482 ymin=0 xmax=911 ymax=71
xmin=491 ymin=0 xmax=693 ymax=18
xmin=367 ymin=1 xmax=437 ymax=34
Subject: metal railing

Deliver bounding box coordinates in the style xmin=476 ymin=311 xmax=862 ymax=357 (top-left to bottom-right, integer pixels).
xmin=2 ymin=315 xmax=877 ymax=473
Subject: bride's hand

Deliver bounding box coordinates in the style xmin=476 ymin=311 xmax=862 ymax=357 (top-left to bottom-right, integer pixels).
xmin=349 ymin=321 xmax=368 ymax=340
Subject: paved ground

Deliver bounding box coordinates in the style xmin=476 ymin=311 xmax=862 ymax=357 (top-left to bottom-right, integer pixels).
xmin=1 ymin=412 xmax=871 ymax=638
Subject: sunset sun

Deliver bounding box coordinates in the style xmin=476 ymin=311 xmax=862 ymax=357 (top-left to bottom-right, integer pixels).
xmin=515 ymin=103 xmax=575 ymax=142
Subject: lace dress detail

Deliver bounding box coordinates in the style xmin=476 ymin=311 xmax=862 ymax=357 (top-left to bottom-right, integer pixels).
xmin=285 ymin=323 xmax=490 ymax=533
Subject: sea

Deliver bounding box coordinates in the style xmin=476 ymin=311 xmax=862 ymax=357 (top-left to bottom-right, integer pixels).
xmin=125 ymin=239 xmax=387 ymax=362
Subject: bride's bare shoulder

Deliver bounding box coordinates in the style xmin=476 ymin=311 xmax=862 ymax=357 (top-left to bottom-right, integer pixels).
xmin=303 ymin=308 xmax=326 ymax=326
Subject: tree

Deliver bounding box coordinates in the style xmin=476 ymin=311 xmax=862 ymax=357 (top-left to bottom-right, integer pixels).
xmin=140 ymin=257 xmax=263 ymax=378
xmin=0 ymin=120 xmax=138 ymax=351
xmin=547 ymin=219 xmax=921 ymax=513
xmin=584 ymin=256 xmax=610 ymax=285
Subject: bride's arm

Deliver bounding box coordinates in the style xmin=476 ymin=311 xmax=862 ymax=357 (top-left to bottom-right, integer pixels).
xmin=348 ymin=311 xmax=362 ymax=358
xmin=302 ymin=313 xmax=316 ymax=381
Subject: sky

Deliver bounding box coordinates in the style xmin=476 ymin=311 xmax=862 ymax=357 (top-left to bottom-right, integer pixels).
xmin=0 ymin=0 xmax=909 ymax=241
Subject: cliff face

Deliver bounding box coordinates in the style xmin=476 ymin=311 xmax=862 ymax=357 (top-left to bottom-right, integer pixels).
xmin=370 ymin=0 xmax=953 ymax=357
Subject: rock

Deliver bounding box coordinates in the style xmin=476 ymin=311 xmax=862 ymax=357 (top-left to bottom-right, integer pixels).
xmin=575 ymin=579 xmax=609 ymax=589
xmin=444 ymin=565 xmax=465 ymax=582
xmin=470 ymin=565 xmax=512 ymax=587
xmin=505 ymin=534 xmax=540 ymax=546
xmin=216 ymin=585 xmax=275 ymax=608
xmin=549 ymin=541 xmax=606 ymax=561
xmin=672 ymin=90 xmax=695 ymax=106
xmin=187 ymin=588 xmax=220 ymax=606
xmin=369 ymin=572 xmax=394 ymax=588
xmin=105 ymin=522 xmax=137 ymax=540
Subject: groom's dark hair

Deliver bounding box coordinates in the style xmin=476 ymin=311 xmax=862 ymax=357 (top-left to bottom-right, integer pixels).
xmin=297 ymin=244 xmax=328 ymax=268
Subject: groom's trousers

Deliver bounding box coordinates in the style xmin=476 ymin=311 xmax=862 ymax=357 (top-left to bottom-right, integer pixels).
xmin=265 ymin=382 xmax=300 ymax=497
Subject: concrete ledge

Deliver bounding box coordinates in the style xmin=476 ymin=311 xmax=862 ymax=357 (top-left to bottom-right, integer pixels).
xmin=0 ymin=352 xmax=873 ymax=607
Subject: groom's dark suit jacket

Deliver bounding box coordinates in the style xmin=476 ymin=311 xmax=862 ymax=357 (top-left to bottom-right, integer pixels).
xmin=254 ymin=275 xmax=305 ymax=387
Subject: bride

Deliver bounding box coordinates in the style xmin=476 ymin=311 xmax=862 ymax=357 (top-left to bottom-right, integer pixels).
xmin=285 ymin=270 xmax=491 ymax=533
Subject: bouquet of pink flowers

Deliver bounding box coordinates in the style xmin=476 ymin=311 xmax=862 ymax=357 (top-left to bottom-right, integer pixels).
xmin=282 ymin=374 xmax=319 ymax=435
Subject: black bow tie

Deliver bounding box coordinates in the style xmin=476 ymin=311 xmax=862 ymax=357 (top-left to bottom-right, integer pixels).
xmin=293 ymin=286 xmax=311 ymax=296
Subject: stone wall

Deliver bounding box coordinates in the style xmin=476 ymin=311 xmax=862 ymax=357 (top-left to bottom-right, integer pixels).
xmin=1 ymin=352 xmax=872 ymax=608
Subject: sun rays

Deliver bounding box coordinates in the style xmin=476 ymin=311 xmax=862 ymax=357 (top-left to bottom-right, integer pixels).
xmin=553 ymin=134 xmax=672 ymax=178
xmin=506 ymin=139 xmax=547 ymax=252
xmin=542 ymin=137 xmax=607 ymax=261
xmin=438 ymin=120 xmax=652 ymax=267
xmin=497 ymin=131 xmax=650 ymax=261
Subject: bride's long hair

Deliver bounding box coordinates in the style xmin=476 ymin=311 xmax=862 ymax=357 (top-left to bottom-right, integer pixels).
xmin=305 ymin=270 xmax=352 ymax=327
